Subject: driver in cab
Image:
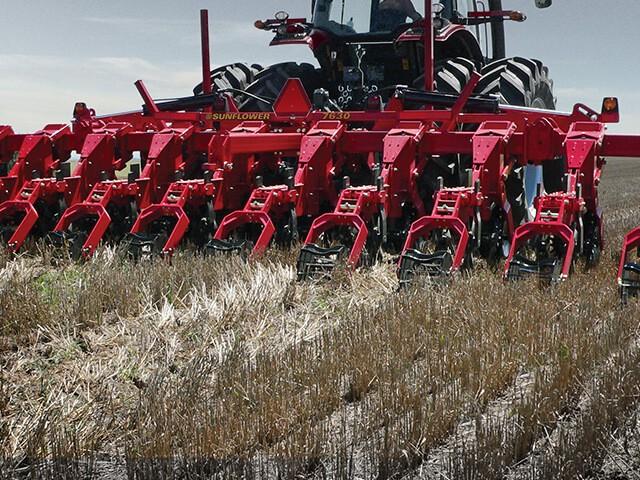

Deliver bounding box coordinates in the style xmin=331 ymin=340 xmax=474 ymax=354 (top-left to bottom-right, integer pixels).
xmin=373 ymin=0 xmax=422 ymax=31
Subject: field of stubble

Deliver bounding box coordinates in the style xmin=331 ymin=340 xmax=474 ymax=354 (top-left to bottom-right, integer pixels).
xmin=1 ymin=159 xmax=640 ymax=480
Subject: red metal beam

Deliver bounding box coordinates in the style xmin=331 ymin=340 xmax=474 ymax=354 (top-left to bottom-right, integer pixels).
xmin=602 ymin=134 xmax=640 ymax=158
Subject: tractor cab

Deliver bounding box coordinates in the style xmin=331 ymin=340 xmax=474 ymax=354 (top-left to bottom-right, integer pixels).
xmin=310 ymin=0 xmax=464 ymax=36
xmin=302 ymin=0 xmax=480 ymax=108
xmin=312 ymin=0 xmax=413 ymax=36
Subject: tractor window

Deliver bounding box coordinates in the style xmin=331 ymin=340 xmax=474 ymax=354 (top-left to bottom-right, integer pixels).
xmin=323 ymin=1 xmax=372 ymax=34
xmin=312 ymin=0 xmax=422 ymax=35
xmin=372 ymin=0 xmax=423 ymax=31
xmin=311 ymin=0 xmax=469 ymax=35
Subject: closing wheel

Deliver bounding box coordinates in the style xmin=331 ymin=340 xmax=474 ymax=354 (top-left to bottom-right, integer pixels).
xmin=506 ymin=236 xmax=567 ymax=284
xmin=47 ymin=229 xmax=90 ymax=261
xmin=205 ymin=238 xmax=255 ymax=258
xmin=125 ymin=231 xmax=169 ymax=260
xmin=296 ymin=244 xmax=347 ymax=281
xmin=398 ymin=249 xmax=453 ymax=288
xmin=621 ymin=263 xmax=640 ymax=304
xmin=296 ymin=219 xmax=380 ymax=281
xmin=69 ymin=231 xmax=89 ymax=261
xmin=397 ymin=228 xmax=465 ymax=286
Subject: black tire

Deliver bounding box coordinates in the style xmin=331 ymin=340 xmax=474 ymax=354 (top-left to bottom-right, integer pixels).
xmin=192 ymin=63 xmax=263 ymax=96
xmin=435 ymin=57 xmax=476 ymax=94
xmin=474 ymin=57 xmax=560 ymax=224
xmin=238 ymin=62 xmax=324 ymax=112
xmin=476 ymin=56 xmax=555 ymax=108
xmin=412 ymin=57 xmax=476 ymax=94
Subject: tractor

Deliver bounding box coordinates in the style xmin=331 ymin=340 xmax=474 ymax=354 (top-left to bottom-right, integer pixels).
xmin=201 ymin=0 xmax=555 ymax=113
xmin=197 ymin=0 xmax=562 ymax=271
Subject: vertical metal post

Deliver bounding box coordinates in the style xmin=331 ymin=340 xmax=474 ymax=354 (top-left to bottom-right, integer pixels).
xmin=423 ymin=0 xmax=434 ymax=92
xmin=488 ymin=0 xmax=506 ymax=59
xmin=200 ymin=10 xmax=212 ymax=96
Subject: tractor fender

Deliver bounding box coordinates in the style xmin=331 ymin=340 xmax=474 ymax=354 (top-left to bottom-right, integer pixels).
xmin=435 ymin=27 xmax=484 ymax=68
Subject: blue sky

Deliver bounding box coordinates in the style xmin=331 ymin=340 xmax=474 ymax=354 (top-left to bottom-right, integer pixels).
xmin=1 ymin=0 xmax=639 ymax=133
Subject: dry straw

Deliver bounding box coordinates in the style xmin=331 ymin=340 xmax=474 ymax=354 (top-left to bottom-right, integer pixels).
xmin=1 ymin=159 xmax=640 ymax=479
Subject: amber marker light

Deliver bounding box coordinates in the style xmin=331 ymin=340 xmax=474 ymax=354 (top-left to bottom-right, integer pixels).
xmin=603 ymin=97 xmax=619 ymax=112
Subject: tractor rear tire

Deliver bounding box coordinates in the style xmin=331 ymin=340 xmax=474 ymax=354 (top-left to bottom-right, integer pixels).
xmin=412 ymin=57 xmax=477 ymax=94
xmin=193 ymin=63 xmax=263 ymax=96
xmin=476 ymin=56 xmax=555 ymax=108
xmin=434 ymin=57 xmax=477 ymax=95
xmin=238 ymin=62 xmax=324 ymax=112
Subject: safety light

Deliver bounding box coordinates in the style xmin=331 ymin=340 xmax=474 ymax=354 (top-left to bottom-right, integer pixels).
xmin=600 ymin=97 xmax=620 ymax=123
xmin=73 ymin=102 xmax=87 ymax=116
xmin=509 ymin=11 xmax=527 ymax=22
xmin=254 ymin=20 xmax=266 ymax=30
xmin=603 ymin=97 xmax=618 ymax=112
